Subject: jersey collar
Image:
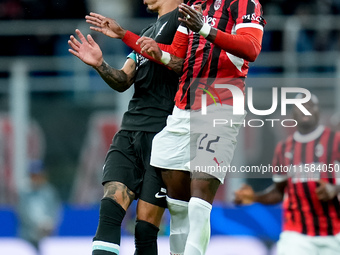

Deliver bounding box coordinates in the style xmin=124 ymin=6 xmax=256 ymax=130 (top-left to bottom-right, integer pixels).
xmin=293 ymin=125 xmax=325 ymax=143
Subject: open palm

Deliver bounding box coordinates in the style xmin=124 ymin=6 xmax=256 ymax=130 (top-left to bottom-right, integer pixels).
xmin=68 ymin=29 xmax=103 ymax=67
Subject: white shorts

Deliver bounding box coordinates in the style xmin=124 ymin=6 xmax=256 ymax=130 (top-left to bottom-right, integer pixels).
xmin=276 ymin=231 xmax=340 ymax=255
xmin=150 ymin=104 xmax=246 ymax=184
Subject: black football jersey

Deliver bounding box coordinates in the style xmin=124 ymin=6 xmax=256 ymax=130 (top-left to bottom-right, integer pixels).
xmin=121 ymin=8 xmax=180 ymax=132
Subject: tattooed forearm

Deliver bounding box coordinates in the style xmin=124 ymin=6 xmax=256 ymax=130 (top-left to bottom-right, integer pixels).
xmin=167 ymin=55 xmax=185 ymax=74
xmin=94 ymin=60 xmax=135 ymax=92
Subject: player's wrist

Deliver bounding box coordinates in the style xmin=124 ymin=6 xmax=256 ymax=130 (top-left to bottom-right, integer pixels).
xmin=121 ymin=30 xmax=132 ymax=41
xmin=160 ymin=51 xmax=171 ymax=65
xmin=198 ymin=23 xmax=211 ymax=38
xmin=118 ymin=29 xmax=127 ymax=39
xmin=96 ymin=58 xmax=104 ymax=68
xmin=94 ymin=58 xmax=105 ymax=70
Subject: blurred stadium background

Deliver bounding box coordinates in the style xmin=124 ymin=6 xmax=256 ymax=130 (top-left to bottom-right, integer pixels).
xmin=0 ymin=0 xmax=340 ymax=254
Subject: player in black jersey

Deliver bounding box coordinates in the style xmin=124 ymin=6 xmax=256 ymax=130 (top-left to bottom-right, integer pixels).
xmin=68 ymin=1 xmax=183 ymax=254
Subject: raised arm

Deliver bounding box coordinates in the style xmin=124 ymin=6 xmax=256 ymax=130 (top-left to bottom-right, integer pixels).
xmin=85 ymin=12 xmax=187 ymax=73
xmin=177 ymin=3 xmax=264 ymax=62
xmin=95 ymin=58 xmax=136 ymax=92
xmin=68 ymin=29 xmax=135 ymax=92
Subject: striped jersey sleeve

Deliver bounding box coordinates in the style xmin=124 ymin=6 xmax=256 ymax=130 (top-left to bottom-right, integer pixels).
xmin=230 ymin=0 xmax=266 ymax=31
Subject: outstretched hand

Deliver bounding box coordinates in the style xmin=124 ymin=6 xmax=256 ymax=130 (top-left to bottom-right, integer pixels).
xmin=68 ymin=29 xmax=103 ymax=68
xmin=234 ymin=184 xmax=255 ymax=205
xmin=86 ymin=12 xmax=126 ymax=39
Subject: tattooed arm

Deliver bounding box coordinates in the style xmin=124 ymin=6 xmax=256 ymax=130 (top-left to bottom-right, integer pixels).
xmin=68 ymin=29 xmax=135 ymax=92
xmin=94 ymin=59 xmax=136 ymax=92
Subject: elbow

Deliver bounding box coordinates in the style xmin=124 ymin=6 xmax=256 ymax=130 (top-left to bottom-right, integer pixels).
xmin=244 ymin=55 xmax=257 ymax=62
xmin=116 ymin=87 xmax=127 ymax=93
xmin=111 ymin=82 xmax=132 ymax=93
xmin=116 ymin=83 xmax=131 ymax=93
xmin=247 ymin=53 xmax=258 ymax=62
xmin=244 ymin=47 xmax=261 ymax=62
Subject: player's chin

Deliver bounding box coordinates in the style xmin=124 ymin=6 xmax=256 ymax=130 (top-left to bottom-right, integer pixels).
xmin=299 ymin=119 xmax=315 ymax=128
xmin=146 ymin=7 xmax=157 ymax=14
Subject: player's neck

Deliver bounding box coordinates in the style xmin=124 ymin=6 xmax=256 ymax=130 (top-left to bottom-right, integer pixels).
xmin=298 ymin=124 xmax=319 ymax=135
xmin=158 ymin=0 xmax=182 ymax=18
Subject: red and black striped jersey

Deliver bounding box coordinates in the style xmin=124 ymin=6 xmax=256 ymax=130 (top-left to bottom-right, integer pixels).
xmin=175 ymin=0 xmax=266 ymax=110
xmin=272 ymin=126 xmax=340 ymax=236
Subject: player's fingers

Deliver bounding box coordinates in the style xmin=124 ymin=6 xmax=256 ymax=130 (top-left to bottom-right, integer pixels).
xmin=90 ymin=26 xmax=103 ymax=33
xmin=87 ymin=34 xmax=96 ymax=46
xmin=140 ymin=39 xmax=154 ymax=48
xmin=75 ymin=29 xmax=88 ymax=44
xmin=68 ymin=49 xmax=80 ymax=58
xmin=179 ymin=3 xmax=197 ymax=16
xmin=141 ymin=41 xmax=151 ymax=50
xmin=141 ymin=45 xmax=149 ymax=54
xmin=146 ymin=46 xmax=156 ymax=54
xmin=86 ymin=16 xmax=104 ymax=28
xmin=193 ymin=4 xmax=202 ymax=13
xmin=178 ymin=6 xmax=193 ymax=19
xmin=136 ymin=36 xmax=147 ymax=45
xmin=69 ymin=35 xmax=81 ymax=48
xmin=89 ymin=12 xmax=105 ymax=21
xmin=86 ymin=19 xmax=102 ymax=28
xmin=68 ymin=39 xmax=79 ymax=51
xmin=141 ymin=44 xmax=153 ymax=54
xmin=178 ymin=8 xmax=189 ymax=19
xmin=86 ymin=15 xmax=101 ymax=23
xmin=178 ymin=17 xmax=189 ymax=25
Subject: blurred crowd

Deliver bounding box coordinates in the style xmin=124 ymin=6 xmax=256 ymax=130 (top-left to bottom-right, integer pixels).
xmin=0 ymin=0 xmax=339 ymax=57
xmin=261 ymin=0 xmax=340 ymax=15
xmin=1 ymin=0 xmax=339 ymax=20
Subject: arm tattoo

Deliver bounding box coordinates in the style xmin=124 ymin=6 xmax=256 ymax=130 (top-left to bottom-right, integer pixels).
xmin=167 ymin=55 xmax=185 ymax=74
xmin=94 ymin=60 xmax=136 ymax=92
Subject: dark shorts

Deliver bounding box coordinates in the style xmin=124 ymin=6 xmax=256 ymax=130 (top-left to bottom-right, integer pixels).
xmin=102 ymin=130 xmax=167 ymax=208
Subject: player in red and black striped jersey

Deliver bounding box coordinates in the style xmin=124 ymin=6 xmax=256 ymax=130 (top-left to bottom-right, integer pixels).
xmin=115 ymin=1 xmax=266 ymax=254
xmin=235 ymin=96 xmax=340 ymax=255
xmin=174 ymin=0 xmax=266 ymax=110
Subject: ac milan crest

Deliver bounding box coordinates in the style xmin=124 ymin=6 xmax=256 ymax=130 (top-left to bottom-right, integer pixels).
xmin=214 ymin=0 xmax=222 ymax=10
xmin=315 ymin=143 xmax=324 ymax=157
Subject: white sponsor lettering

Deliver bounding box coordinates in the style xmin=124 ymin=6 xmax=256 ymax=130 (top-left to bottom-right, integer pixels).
xmin=242 ymin=13 xmax=262 ymax=22
xmin=203 ymin=15 xmax=216 ymax=27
